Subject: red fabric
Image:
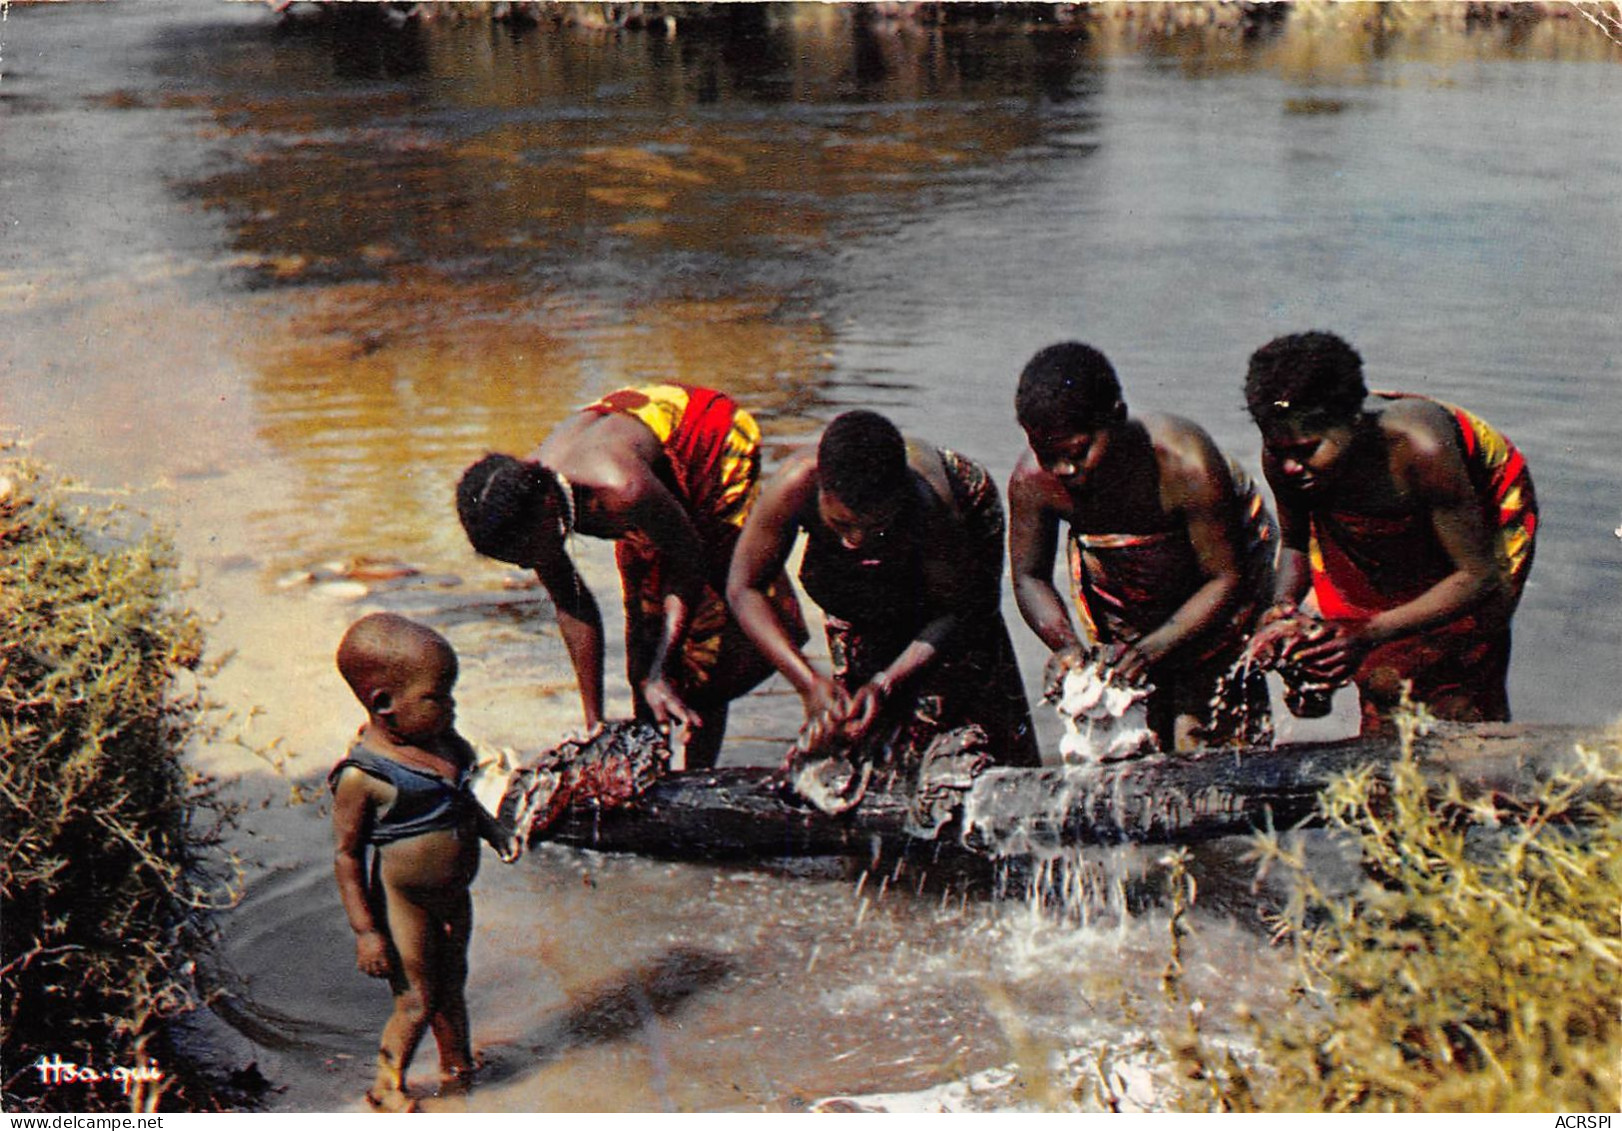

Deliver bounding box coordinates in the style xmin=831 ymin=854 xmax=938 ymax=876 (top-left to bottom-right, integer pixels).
xmin=1309 ymin=395 xmax=1538 ymax=724
xmin=589 ymin=385 xmax=742 ymax=546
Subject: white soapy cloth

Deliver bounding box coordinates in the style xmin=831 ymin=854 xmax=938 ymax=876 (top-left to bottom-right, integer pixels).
xmin=1054 ymin=662 xmax=1156 ymax=764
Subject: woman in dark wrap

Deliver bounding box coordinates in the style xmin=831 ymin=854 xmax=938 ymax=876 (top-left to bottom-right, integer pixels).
xmin=727 ymin=410 xmax=1039 ymax=770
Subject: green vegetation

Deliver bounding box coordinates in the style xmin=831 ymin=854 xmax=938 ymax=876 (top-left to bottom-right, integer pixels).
xmin=1168 ymin=706 xmax=1622 ymax=1112
xmin=1 ymin=463 xmax=231 ymax=1112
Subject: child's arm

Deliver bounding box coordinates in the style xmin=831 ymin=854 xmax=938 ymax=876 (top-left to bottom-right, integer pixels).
xmin=475 ymin=800 xmax=522 ymax=863
xmin=456 ymin=734 xmax=523 ymax=862
xmin=331 ymin=768 xmax=392 ymax=978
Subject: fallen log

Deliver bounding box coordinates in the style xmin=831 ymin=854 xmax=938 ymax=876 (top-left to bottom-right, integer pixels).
xmin=532 ymin=723 xmax=1618 ymax=861
xmin=538 ymin=766 xmax=919 ymax=860
xmin=960 ymin=722 xmax=1615 ymax=856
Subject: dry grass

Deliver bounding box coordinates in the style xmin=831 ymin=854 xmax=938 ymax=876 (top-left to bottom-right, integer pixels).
xmin=1170 ymin=701 xmax=1622 ymax=1111
xmin=1 ymin=463 xmax=234 ymax=1111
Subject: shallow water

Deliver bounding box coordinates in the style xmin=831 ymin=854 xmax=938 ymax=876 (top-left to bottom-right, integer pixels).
xmin=4 ymin=0 xmax=1619 ymax=1112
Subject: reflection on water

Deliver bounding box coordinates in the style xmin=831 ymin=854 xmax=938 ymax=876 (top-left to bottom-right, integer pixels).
xmin=176 ymin=1 xmax=1622 ymax=725
xmin=5 ymin=0 xmax=1620 ymax=1112
xmin=188 ymin=4 xmax=1087 ymax=571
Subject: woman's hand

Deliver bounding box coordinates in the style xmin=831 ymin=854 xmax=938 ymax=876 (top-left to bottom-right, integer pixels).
xmin=789 ymin=675 xmax=854 ymax=760
xmin=1287 ymin=621 xmax=1368 ymax=684
xmin=1259 ymin=600 xmax=1300 ymax=627
xmin=800 ymin=673 xmax=848 ymax=724
xmin=840 ymin=674 xmax=893 ymax=742
xmin=1042 ymin=643 xmax=1090 ymax=700
xmin=795 ymin=710 xmax=843 ymax=758
xmin=1101 ymin=641 xmax=1154 ymax=686
xmin=641 ymin=675 xmax=700 ymax=737
xmin=1244 ymin=614 xmax=1305 ymax=669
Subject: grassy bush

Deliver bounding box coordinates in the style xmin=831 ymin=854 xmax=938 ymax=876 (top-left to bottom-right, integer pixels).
xmin=1171 ymin=707 xmax=1622 ymax=1112
xmin=1 ymin=463 xmax=230 ymax=1112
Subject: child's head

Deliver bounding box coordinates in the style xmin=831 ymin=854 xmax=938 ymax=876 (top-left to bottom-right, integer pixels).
xmin=816 ymin=411 xmax=910 ymax=552
xmin=818 ymin=411 xmax=908 ymax=513
xmin=337 ymin=613 xmax=458 ymax=744
xmin=1015 ymin=343 xmax=1127 ymax=491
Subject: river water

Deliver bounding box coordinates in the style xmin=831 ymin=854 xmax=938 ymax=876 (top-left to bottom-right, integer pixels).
xmin=3 ymin=0 xmax=1619 ymax=1112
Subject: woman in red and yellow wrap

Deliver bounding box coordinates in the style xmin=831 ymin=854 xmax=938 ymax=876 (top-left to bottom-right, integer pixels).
xmin=456 ymin=384 xmax=804 ymax=768
xmin=1244 ymin=332 xmax=1538 ymax=731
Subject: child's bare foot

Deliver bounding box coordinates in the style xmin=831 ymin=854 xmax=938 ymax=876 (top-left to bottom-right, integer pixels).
xmin=437 ymin=1066 xmax=476 ymax=1097
xmin=365 ymin=1087 xmax=419 ymax=1113
xmin=437 ymin=1050 xmax=485 ymax=1097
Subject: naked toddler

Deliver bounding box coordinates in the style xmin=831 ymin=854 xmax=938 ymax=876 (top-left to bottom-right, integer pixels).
xmin=330 ymin=612 xmax=516 ymax=1111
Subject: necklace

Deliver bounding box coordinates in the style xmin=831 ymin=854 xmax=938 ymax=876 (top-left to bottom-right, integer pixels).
xmin=552 ymin=470 xmax=577 ymax=536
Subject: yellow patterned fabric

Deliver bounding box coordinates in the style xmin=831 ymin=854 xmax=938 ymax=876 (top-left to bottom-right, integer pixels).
xmin=582 ymin=384 xmax=803 ymax=703
xmin=583 ymin=384 xmax=762 ymax=538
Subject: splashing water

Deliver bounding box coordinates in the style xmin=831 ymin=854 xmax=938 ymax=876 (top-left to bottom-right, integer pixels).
xmin=1204 ymin=653 xmax=1276 ymax=748
xmin=1205 ymin=614 xmax=1363 ymax=747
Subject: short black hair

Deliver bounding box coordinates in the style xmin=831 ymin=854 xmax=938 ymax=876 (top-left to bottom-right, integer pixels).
xmin=455 ymin=452 xmax=560 ymax=563
xmin=817 ymin=410 xmax=908 ymax=514
xmin=1015 ymin=342 xmax=1123 ymax=433
xmin=1244 ymin=331 xmax=1367 ymax=431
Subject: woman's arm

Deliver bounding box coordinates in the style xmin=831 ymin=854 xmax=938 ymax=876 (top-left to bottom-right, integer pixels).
xmin=1007 ymin=457 xmax=1097 ymax=698
xmin=1356 ymin=427 xmax=1503 ymax=640
xmin=1260 ymin=447 xmax=1315 ymax=625
xmin=727 ymin=455 xmax=842 ymax=720
xmin=531 ymin=549 xmax=607 ymax=730
xmin=615 ymin=474 xmax=713 ymax=731
xmin=845 ymin=453 xmax=1004 ymax=733
xmin=1116 ymin=432 xmax=1245 ymax=681
xmin=1008 ymin=456 xmax=1083 ymax=654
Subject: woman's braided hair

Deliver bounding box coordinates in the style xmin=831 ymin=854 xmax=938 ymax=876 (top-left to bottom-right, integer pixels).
xmin=455 ymin=453 xmax=565 ymax=563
